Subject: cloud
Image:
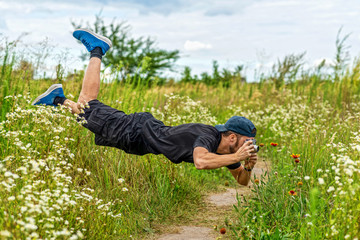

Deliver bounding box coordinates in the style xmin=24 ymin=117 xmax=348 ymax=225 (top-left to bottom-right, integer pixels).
xmin=184 ymin=40 xmax=212 ymax=51
xmin=127 ymin=0 xmax=182 ymax=8
xmin=1 ymin=0 xmax=360 ymax=82
xmin=204 ymin=8 xmax=235 ymax=16
xmin=0 ymin=17 xmax=7 ymax=29
xmin=0 ymin=0 xmax=255 ymax=17
xmin=106 ymin=0 xmax=185 ymax=15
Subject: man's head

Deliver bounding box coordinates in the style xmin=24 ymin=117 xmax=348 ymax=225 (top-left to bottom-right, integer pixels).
xmin=215 ymin=116 xmax=256 ymax=153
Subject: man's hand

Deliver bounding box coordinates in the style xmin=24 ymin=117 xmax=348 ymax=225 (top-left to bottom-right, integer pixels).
xmin=235 ymin=140 xmax=255 ymax=162
xmin=244 ymin=153 xmax=257 ymax=169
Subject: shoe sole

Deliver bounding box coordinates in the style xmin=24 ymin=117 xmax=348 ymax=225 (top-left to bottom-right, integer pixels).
xmin=74 ymin=28 xmax=112 ymax=48
xmin=31 ymin=84 xmax=63 ymax=105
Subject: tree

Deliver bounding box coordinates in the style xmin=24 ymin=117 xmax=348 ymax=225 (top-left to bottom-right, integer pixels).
xmin=221 ymin=68 xmax=232 ymax=88
xmin=211 ymin=60 xmax=221 ymax=85
xmin=71 ymin=13 xmax=180 ymax=84
xmin=234 ymin=65 xmax=246 ymax=84
xmin=180 ymin=66 xmax=193 ymax=83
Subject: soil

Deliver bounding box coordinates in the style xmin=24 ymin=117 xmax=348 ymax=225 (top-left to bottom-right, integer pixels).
xmin=154 ymin=160 xmax=270 ymax=240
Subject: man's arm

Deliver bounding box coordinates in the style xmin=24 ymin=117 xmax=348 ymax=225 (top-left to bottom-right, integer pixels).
xmin=229 ymin=154 xmax=257 ymax=186
xmin=229 ymin=166 xmax=251 ymax=186
xmin=193 ymin=141 xmax=254 ymax=170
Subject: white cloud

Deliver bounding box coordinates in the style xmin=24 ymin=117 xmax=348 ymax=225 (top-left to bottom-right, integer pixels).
xmin=1 ymin=0 xmax=360 ymax=82
xmin=184 ymin=40 xmax=212 ymax=51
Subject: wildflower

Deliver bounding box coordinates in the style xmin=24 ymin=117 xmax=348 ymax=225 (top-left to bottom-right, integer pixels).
xmin=259 ymin=143 xmax=265 ymax=147
xmin=117 ymin=178 xmax=125 ymax=184
xmin=327 ymin=186 xmax=335 ymax=192
xmin=7 ymin=196 xmax=15 ymax=201
xmin=122 ymin=187 xmax=129 ymax=192
xmin=0 ymin=231 xmax=12 ymax=237
xmin=298 ymin=182 xmax=303 ymax=186
xmin=77 ymin=231 xmax=84 ymax=238
xmin=304 ymin=176 xmax=310 ymax=181
xmin=254 ymin=179 xmax=260 ymax=184
xmin=288 ymin=190 xmax=297 ymax=196
xmin=274 ymin=172 xmax=278 ymax=175
xmin=294 ymin=159 xmax=300 ymax=163
xmin=270 ymin=142 xmax=278 ymax=147
xmin=69 ymin=235 xmax=78 ymax=240
xmin=318 ymin=178 xmax=325 ymax=185
xmin=220 ymin=228 xmax=226 ymax=234
xmin=24 ymin=223 xmax=38 ymax=231
xmin=44 ymin=223 xmax=54 ymax=228
xmin=290 ymin=153 xmax=300 ymax=159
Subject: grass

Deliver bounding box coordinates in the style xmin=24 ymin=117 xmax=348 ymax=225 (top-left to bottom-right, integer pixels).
xmin=0 ymin=39 xmax=359 ymax=239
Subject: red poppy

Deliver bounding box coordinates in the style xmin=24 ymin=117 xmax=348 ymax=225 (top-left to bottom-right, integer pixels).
xmin=270 ymin=142 xmax=278 ymax=147
xmin=288 ymin=190 xmax=297 ymax=196
xmin=220 ymin=228 xmax=226 ymax=234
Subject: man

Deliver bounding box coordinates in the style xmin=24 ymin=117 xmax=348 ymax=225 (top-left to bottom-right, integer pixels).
xmin=32 ymin=29 xmax=258 ymax=186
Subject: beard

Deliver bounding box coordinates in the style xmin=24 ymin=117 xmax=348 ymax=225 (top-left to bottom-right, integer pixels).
xmin=229 ymin=137 xmax=239 ymax=153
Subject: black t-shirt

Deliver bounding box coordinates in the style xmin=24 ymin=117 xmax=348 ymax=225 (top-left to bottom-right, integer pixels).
xmin=141 ymin=118 xmax=241 ymax=169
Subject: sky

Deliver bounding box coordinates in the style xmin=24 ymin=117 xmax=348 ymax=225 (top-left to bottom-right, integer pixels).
xmin=1 ymin=0 xmax=360 ymax=81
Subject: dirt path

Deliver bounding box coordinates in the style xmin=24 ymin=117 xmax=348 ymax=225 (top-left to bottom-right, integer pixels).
xmin=155 ymin=160 xmax=270 ymax=240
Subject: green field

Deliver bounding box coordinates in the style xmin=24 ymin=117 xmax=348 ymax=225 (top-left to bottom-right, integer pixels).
xmin=1 ymin=39 xmax=359 ymax=239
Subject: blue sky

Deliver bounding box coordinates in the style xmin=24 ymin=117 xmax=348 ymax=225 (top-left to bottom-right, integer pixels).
xmin=1 ymin=0 xmax=360 ymax=81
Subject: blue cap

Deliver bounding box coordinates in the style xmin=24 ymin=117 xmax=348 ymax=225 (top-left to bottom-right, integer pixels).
xmin=215 ymin=116 xmax=256 ymax=137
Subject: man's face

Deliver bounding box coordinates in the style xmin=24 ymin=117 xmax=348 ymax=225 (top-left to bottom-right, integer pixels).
xmin=229 ymin=135 xmax=255 ymax=153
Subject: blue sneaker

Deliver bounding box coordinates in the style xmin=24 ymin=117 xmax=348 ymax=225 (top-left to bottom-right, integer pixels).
xmin=32 ymin=84 xmax=65 ymax=106
xmin=73 ymin=29 xmax=112 ymax=55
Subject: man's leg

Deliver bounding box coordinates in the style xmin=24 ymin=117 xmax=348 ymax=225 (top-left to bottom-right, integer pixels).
xmin=70 ymin=29 xmax=112 ymax=111
xmin=78 ymin=57 xmax=101 ymax=107
xmin=32 ymin=29 xmax=112 ymax=113
xmin=31 ymin=30 xmax=144 ymax=150
xmin=62 ymin=57 xmax=101 ymax=115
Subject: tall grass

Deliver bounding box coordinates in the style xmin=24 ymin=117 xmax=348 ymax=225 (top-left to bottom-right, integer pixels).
xmin=1 ymin=37 xmax=360 ymax=239
xmin=229 ymin=94 xmax=360 ymax=239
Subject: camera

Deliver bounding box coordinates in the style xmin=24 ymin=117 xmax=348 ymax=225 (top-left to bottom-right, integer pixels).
xmin=245 ymin=139 xmax=259 ymax=152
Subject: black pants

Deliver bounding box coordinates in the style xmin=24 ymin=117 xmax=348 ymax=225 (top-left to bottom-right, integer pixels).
xmin=78 ymin=99 xmax=154 ymax=155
